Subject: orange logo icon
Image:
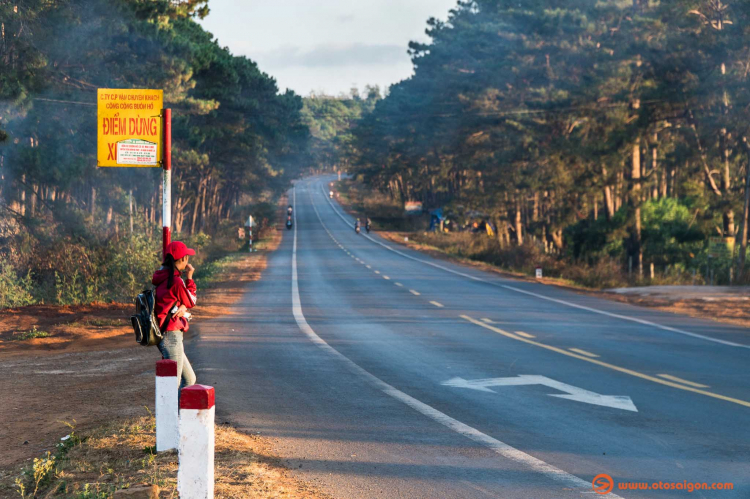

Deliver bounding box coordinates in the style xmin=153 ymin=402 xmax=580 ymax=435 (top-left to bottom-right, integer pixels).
xmin=592 ymin=474 xmax=614 ymax=495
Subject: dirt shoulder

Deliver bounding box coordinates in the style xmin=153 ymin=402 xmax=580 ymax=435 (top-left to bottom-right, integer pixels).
xmin=0 ymin=230 xmax=327 ymax=498
xmin=1 ymin=415 xmax=331 ymax=498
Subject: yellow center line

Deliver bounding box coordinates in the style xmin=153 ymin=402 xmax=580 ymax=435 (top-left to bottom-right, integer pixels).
xmin=430 ymin=301 xmax=444 ymax=308
xmin=460 ymin=314 xmax=750 ymax=409
xmin=394 ymin=282 xmax=404 ymax=287
xmin=658 ymin=374 xmax=710 ymax=388
xmin=515 ymin=331 xmax=536 ymax=339
xmin=569 ymin=348 xmax=599 ymax=358
xmin=410 ymin=290 xmax=421 ymax=296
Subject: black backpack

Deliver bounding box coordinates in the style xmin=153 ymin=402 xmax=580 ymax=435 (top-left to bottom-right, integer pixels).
xmin=131 ymin=289 xmax=166 ymax=346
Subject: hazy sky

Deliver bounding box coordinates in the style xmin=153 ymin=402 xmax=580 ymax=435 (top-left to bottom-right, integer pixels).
xmin=198 ymin=0 xmax=458 ymax=97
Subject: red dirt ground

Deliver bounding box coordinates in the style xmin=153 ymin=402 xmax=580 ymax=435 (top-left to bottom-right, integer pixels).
xmin=0 ymin=235 xmax=278 ymax=472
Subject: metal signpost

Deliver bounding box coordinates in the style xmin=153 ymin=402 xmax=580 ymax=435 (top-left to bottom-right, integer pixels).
xmin=245 ymin=215 xmax=254 ymax=252
xmin=97 ymin=89 xmax=171 ymax=257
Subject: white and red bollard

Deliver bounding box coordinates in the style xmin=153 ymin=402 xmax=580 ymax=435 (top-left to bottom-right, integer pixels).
xmin=155 ymin=359 xmax=178 ymax=452
xmin=178 ymin=384 xmax=215 ymax=499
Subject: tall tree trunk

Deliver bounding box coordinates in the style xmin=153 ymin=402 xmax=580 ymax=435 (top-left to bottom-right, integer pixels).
xmin=651 ymin=133 xmax=659 ymax=199
xmin=738 ymin=139 xmax=750 ymax=280
xmin=514 ymin=197 xmax=523 ymax=246
xmin=631 ymin=139 xmax=643 ymax=278
xmin=20 ymin=174 xmax=26 ymax=216
xmin=190 ymin=180 xmax=203 ymax=235
xmin=602 ymin=166 xmax=615 ymax=220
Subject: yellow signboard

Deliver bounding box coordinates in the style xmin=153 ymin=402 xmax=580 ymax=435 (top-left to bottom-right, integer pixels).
xmin=97 ymin=89 xmax=163 ymax=167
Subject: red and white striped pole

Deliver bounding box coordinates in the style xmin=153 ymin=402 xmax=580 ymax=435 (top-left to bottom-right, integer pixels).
xmin=155 ymin=359 xmax=178 ymax=452
xmin=162 ymin=108 xmax=172 ymax=258
xmin=178 ymin=384 xmax=215 ymax=499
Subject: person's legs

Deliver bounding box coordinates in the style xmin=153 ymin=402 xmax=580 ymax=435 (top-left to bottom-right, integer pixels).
xmin=158 ymin=331 xmax=185 ymax=402
xmin=158 ymin=330 xmax=196 ymax=396
xmin=180 ymin=351 xmax=197 ymax=390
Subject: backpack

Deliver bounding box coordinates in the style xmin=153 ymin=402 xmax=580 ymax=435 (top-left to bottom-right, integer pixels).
xmin=131 ymin=289 xmax=168 ymax=346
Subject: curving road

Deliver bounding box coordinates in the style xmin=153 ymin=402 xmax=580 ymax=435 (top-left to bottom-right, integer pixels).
xmin=189 ymin=176 xmax=750 ymax=498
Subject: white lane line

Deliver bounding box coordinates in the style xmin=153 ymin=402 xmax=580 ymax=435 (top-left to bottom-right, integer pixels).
xmin=569 ymin=348 xmax=599 ymax=358
xmin=410 ymin=290 xmax=421 ymax=296
xmin=481 ymin=318 xmax=494 ymax=324
xmin=395 ymin=282 xmax=404 ymax=287
xmin=515 ymin=331 xmax=536 ymax=339
xmin=366 ymin=265 xmax=372 ymax=269
xmin=658 ymin=374 xmax=709 ymax=388
xmin=383 ymin=276 xmax=391 ymax=280
xmin=430 ymin=301 xmax=445 ymax=308
xmin=319 ymin=182 xmax=748 ymax=350
xmin=374 ymin=270 xmax=381 ymax=275
xmin=294 ymin=185 xmax=623 ymax=498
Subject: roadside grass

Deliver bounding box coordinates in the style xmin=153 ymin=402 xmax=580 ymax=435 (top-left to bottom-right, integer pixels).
xmin=2 ymin=415 xmax=329 ymax=498
xmin=66 ymin=318 xmax=126 ymax=328
xmin=11 ymin=326 xmax=50 ymax=341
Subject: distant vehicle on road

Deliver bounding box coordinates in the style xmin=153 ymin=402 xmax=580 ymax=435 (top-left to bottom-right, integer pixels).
xmin=286 ymin=215 xmax=293 ymax=230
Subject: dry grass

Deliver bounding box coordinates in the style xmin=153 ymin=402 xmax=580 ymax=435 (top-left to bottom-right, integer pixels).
xmin=1 ymin=416 xmax=330 ymax=498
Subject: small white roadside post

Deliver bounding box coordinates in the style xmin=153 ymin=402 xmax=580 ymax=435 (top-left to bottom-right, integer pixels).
xmin=535 ymin=267 xmax=543 ymax=279
xmin=178 ymin=384 xmax=215 ymax=499
xmin=155 ymin=359 xmax=178 ymax=452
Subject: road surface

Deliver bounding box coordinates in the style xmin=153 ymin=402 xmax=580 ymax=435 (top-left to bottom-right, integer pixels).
xmin=189 ymin=176 xmax=750 ymax=498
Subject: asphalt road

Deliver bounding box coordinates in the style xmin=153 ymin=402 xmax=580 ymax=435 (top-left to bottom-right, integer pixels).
xmin=189 ymin=176 xmax=750 ymax=498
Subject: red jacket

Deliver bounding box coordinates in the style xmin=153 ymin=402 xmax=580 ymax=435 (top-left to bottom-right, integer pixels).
xmin=152 ymin=268 xmax=197 ymax=332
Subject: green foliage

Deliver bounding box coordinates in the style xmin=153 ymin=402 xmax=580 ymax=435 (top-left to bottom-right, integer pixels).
xmin=0 ymin=0 xmax=309 ymax=306
xmin=641 ymin=198 xmax=704 ymax=267
xmin=12 ymin=326 xmax=50 ymax=341
xmin=341 ymin=0 xmax=750 ymax=281
xmin=0 ymin=261 xmax=35 ymax=308
xmin=302 ymin=88 xmax=381 ymax=171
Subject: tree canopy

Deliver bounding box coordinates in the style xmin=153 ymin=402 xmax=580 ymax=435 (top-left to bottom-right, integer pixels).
xmin=349 ymin=0 xmax=750 ymax=281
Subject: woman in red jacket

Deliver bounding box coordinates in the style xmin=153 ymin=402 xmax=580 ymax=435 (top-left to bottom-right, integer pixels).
xmin=153 ymin=241 xmax=198 ymax=394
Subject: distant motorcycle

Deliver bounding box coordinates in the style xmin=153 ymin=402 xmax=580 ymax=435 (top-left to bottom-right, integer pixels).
xmin=286 ymin=216 xmax=293 ymax=230
xmin=365 ymin=220 xmax=371 ymax=233
xmin=355 ymin=220 xmax=361 ymax=234
xmin=329 ymin=190 xmax=334 ymax=199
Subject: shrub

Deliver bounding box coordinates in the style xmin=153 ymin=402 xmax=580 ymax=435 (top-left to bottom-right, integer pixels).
xmin=0 ymin=260 xmax=35 ymax=308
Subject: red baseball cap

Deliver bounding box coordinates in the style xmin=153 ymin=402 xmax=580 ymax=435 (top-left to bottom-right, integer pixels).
xmin=165 ymin=241 xmax=196 ymax=260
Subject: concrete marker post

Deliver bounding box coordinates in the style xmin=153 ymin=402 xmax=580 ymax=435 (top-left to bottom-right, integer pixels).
xmin=178 ymin=384 xmax=215 ymax=499
xmin=155 ymin=359 xmax=178 ymax=452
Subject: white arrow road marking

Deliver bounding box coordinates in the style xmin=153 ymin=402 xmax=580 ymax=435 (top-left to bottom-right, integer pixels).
xmin=443 ymin=375 xmax=638 ymax=412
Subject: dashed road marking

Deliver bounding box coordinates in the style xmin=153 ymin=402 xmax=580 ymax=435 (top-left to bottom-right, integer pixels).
xmin=410 ymin=290 xmax=421 ymax=296
xmin=430 ymin=301 xmax=444 ymax=308
xmin=569 ymin=348 xmax=598 ymax=358
xmin=515 ymin=331 xmax=535 ymax=339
